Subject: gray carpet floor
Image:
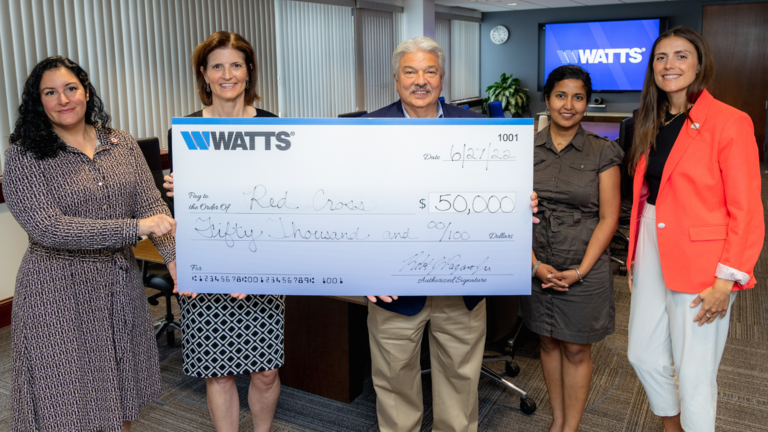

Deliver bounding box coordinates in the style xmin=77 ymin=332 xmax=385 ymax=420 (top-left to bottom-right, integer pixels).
xmin=1 ymin=167 xmax=767 ymax=431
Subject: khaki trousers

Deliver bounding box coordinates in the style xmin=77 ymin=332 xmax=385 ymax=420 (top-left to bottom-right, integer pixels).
xmin=367 ymin=296 xmax=487 ymax=432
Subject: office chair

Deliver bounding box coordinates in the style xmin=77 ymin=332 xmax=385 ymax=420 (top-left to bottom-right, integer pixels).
xmin=610 ymin=115 xmax=636 ymax=275
xmin=420 ymin=297 xmax=537 ymax=415
xmin=338 ymin=110 xmax=368 ymax=118
xmin=480 ymin=296 xmax=537 ymax=414
xmin=136 ymin=137 xmax=182 ymax=346
xmin=488 ymin=101 xmax=505 ymax=118
xmin=137 ymin=137 xmax=173 ymax=215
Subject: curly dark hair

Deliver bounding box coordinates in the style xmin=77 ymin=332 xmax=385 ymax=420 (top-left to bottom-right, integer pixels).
xmin=9 ymin=56 xmax=112 ymax=160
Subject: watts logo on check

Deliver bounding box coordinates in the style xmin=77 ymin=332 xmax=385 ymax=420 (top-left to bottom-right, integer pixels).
xmin=181 ymin=131 xmax=292 ymax=151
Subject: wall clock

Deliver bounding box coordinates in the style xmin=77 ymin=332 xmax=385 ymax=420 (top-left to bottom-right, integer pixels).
xmin=490 ymin=25 xmax=509 ymax=45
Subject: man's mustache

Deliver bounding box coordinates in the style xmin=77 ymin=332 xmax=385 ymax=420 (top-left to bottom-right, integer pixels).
xmin=410 ymin=85 xmax=432 ymax=94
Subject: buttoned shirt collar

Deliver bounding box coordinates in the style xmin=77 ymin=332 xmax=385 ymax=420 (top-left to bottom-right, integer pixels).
xmin=402 ymin=101 xmax=444 ymax=118
xmin=535 ymin=124 xmax=587 ymax=152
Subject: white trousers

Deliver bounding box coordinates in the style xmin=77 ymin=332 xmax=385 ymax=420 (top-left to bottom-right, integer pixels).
xmin=627 ymin=204 xmax=736 ymax=432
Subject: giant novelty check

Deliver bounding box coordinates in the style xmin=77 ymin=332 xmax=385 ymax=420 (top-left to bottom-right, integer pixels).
xmin=172 ymin=118 xmax=534 ymax=295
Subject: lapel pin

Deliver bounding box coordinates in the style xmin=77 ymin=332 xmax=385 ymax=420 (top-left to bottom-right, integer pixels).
xmin=110 ymin=137 xmax=118 ymax=143
xmin=691 ymin=123 xmax=700 ymax=130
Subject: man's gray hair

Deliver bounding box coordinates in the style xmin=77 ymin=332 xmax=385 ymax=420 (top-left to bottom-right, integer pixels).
xmin=392 ymin=37 xmax=446 ymax=78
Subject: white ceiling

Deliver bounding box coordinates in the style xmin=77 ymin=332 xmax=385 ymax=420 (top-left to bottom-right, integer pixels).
xmin=435 ymin=0 xmax=681 ymax=13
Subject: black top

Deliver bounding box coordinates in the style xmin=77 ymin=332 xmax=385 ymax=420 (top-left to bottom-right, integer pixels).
xmin=167 ymin=108 xmax=277 ymax=172
xmin=645 ymin=111 xmax=687 ymax=205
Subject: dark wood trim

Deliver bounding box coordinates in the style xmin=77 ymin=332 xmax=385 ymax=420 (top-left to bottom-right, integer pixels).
xmin=160 ymin=150 xmax=170 ymax=171
xmin=451 ymin=96 xmax=483 ymax=108
xmin=0 ymin=297 xmax=12 ymax=328
xmin=0 ymin=179 xmax=4 ymax=204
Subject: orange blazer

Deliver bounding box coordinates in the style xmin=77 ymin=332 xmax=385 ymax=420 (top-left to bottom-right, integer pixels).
xmin=627 ymin=90 xmax=764 ymax=294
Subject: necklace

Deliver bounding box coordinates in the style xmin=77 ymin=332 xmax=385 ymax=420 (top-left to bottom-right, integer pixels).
xmin=662 ymin=105 xmax=691 ymax=127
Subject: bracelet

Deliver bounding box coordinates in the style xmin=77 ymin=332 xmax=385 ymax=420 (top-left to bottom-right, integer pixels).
xmin=532 ymin=261 xmax=542 ymax=277
xmin=575 ymin=268 xmax=584 ymax=283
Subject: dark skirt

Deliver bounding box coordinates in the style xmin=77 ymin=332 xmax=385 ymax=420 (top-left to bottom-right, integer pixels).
xmin=521 ymin=253 xmax=615 ymax=344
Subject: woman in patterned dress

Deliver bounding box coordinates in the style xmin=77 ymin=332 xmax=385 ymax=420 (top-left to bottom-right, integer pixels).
xmin=4 ymin=56 xmax=177 ymax=432
xmin=163 ymin=31 xmax=284 ymax=432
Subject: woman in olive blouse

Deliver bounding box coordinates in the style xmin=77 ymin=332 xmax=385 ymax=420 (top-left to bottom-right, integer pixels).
xmin=522 ymin=65 xmax=623 ymax=432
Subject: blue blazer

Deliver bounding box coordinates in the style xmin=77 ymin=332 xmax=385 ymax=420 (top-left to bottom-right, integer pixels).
xmin=363 ymin=100 xmax=486 ymax=316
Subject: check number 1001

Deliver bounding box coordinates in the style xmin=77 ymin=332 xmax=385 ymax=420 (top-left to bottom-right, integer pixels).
xmin=428 ymin=192 xmax=516 ymax=215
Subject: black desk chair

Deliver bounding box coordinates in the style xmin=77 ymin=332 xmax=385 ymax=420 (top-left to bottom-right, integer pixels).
xmin=481 ymin=296 xmax=537 ymax=415
xmin=419 ymin=297 xmax=537 ymax=415
xmin=137 ymin=137 xmax=173 ymax=215
xmin=136 ymin=137 xmax=181 ymax=346
xmin=609 ymin=114 xmax=636 ymax=275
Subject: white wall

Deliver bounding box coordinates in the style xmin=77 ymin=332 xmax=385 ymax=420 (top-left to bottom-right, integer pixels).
xmin=0 ymin=203 xmax=28 ymax=300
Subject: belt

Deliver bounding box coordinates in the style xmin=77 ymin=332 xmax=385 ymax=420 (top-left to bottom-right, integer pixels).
xmin=539 ymin=210 xmax=598 ymax=233
xmin=28 ymin=241 xmax=135 ymax=365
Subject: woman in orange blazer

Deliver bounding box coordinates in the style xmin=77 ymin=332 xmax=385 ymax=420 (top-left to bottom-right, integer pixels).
xmin=625 ymin=26 xmax=763 ymax=432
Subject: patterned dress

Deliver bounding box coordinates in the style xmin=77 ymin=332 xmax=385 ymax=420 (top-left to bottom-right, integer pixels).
xmin=4 ymin=127 xmax=175 ymax=432
xmin=170 ymin=109 xmax=285 ymax=378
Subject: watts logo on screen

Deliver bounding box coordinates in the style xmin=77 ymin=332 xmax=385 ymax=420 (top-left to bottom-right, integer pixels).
xmin=556 ymin=47 xmax=646 ymax=65
xmin=543 ymin=19 xmax=661 ymax=91
xmin=181 ymin=131 xmax=292 ymax=151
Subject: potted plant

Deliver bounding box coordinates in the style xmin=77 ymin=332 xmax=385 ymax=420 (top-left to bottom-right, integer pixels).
xmin=483 ymin=73 xmax=531 ymax=117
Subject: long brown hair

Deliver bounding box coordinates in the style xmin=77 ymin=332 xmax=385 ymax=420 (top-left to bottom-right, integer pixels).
xmin=628 ymin=26 xmax=714 ymax=174
xmin=192 ymin=31 xmax=261 ymax=106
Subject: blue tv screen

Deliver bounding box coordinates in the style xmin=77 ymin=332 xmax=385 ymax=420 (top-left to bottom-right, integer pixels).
xmin=543 ymin=19 xmax=662 ymax=92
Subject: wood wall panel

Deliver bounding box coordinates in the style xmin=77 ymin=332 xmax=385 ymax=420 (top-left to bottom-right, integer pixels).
xmin=0 ymin=297 xmax=12 ymax=328
xmin=703 ymin=3 xmax=768 ymax=161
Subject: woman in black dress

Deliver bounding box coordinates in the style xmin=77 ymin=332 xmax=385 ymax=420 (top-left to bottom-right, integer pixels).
xmin=522 ymin=65 xmax=622 ymax=432
xmin=165 ymin=31 xmax=283 ymax=432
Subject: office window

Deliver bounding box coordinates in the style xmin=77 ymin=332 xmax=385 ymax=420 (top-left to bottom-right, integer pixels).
xmin=450 ymin=20 xmax=480 ymax=101
xmin=357 ymin=9 xmax=395 ymax=113
xmin=275 ymin=0 xmax=355 ymax=118
xmin=435 ymin=19 xmax=451 ymax=103
xmin=0 ymin=0 xmax=278 ymax=172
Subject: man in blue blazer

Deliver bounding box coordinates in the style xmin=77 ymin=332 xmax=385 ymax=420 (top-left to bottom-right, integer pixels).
xmin=363 ymin=37 xmax=537 ymax=432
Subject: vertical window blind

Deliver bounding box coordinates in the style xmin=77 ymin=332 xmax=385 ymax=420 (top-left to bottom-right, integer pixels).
xmin=0 ymin=0 xmax=278 ymax=172
xmin=434 ymin=18 xmax=451 ymax=103
xmin=450 ymin=20 xmax=480 ymax=101
xmin=357 ymin=8 xmax=395 ymax=113
xmin=0 ymin=0 xmax=481 ymax=172
xmin=275 ymin=0 xmax=355 ymax=118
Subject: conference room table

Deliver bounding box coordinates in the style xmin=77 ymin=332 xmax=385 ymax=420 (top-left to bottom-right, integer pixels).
xmin=133 ymin=239 xmax=370 ymax=403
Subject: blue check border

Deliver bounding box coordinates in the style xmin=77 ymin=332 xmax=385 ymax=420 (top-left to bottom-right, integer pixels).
xmin=172 ymin=117 xmax=534 ymax=126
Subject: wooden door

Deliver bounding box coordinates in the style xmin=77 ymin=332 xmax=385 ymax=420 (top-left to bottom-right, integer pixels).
xmin=703 ymin=3 xmax=768 ymax=162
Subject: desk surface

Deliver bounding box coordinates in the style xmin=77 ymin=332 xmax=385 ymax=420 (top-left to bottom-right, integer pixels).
xmin=581 ymin=122 xmax=621 ymax=141
xmin=537 ymin=111 xmax=632 ymax=118
xmin=133 ymin=238 xmax=165 ymax=264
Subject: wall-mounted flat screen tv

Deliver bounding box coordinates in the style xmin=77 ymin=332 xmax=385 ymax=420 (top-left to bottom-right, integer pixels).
xmin=540 ymin=18 xmax=666 ymax=92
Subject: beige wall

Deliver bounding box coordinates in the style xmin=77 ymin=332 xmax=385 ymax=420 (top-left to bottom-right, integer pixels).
xmin=0 ymin=203 xmax=28 ymax=300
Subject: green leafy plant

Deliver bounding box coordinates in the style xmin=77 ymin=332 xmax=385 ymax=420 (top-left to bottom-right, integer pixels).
xmin=483 ymin=73 xmax=531 ymax=116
